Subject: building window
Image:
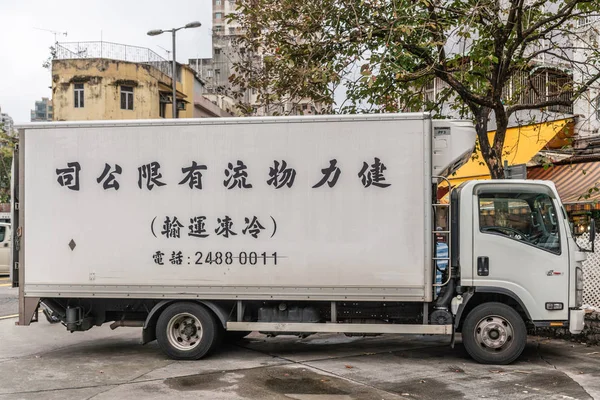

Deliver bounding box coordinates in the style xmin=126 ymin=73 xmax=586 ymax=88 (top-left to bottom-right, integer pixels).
xmin=159 ymin=102 xmax=166 ymax=118
xmin=215 ymin=12 xmax=223 ymax=19
xmin=215 ymin=69 xmax=221 ymax=75
xmin=215 ymin=0 xmax=222 ymax=4
xmin=229 ymin=27 xmax=235 ymax=35
xmin=215 ymin=48 xmax=222 ymax=55
xmin=74 ymin=83 xmax=84 ymax=108
xmin=214 ymin=25 xmax=223 ymax=33
xmin=120 ymin=86 xmax=134 ymax=110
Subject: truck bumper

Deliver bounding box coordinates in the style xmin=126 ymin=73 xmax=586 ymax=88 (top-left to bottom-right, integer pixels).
xmin=569 ymin=309 xmax=584 ymax=334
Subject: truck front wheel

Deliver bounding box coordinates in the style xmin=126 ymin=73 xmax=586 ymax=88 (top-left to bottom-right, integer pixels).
xmin=462 ymin=302 xmax=527 ymax=365
xmin=156 ymin=302 xmax=220 ymax=360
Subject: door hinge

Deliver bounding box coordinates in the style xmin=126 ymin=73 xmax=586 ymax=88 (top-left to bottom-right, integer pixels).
xmin=14 ymin=202 xmax=19 ymax=211
xmin=14 ymin=262 xmax=19 ymax=270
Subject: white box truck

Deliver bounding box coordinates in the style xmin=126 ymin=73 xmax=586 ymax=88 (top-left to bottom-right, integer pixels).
xmin=12 ymin=113 xmax=589 ymax=364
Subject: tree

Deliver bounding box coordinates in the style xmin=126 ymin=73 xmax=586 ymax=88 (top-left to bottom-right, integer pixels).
xmin=231 ymin=0 xmax=600 ymax=178
xmin=0 ymin=123 xmax=15 ymax=203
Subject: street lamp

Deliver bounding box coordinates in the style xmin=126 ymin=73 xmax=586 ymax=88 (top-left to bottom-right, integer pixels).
xmin=147 ymin=21 xmax=202 ymax=118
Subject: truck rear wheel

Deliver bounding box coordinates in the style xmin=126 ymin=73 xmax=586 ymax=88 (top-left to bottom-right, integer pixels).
xmin=156 ymin=302 xmax=219 ymax=360
xmin=462 ymin=302 xmax=527 ymax=365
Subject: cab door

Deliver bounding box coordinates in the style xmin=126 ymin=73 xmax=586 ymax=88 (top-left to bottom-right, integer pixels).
xmin=472 ymin=184 xmax=569 ymax=322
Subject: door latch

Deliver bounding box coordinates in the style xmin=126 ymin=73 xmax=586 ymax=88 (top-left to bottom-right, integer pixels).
xmin=477 ymin=256 xmax=489 ymax=276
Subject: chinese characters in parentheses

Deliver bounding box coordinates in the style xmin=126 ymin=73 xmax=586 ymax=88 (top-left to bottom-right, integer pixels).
xmin=224 ymin=160 xmax=252 ymax=189
xmin=242 ymin=216 xmax=265 ymax=238
xmin=56 ymin=162 xmax=81 ymax=191
xmin=189 ymin=216 xmax=209 ymax=238
xmin=138 ymin=162 xmax=166 ymax=190
xmin=161 ymin=216 xmax=184 ymax=238
xmin=215 ymin=215 xmax=237 ymax=238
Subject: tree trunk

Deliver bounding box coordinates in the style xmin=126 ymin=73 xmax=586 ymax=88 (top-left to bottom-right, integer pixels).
xmin=476 ymin=107 xmax=506 ymax=179
xmin=487 ymin=124 xmax=508 ymax=179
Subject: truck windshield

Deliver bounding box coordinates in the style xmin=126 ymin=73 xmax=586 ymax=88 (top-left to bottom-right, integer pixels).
xmin=478 ymin=192 xmax=560 ymax=254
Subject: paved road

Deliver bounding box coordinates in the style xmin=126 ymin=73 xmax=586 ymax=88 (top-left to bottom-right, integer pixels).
xmin=0 ymin=276 xmax=16 ymax=319
xmin=0 ymin=316 xmax=599 ymax=400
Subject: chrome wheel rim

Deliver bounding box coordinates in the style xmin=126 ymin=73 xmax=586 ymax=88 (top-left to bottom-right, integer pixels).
xmin=474 ymin=315 xmax=514 ymax=353
xmin=167 ymin=312 xmax=203 ymax=351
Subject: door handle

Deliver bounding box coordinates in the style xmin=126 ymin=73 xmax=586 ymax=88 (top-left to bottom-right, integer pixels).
xmin=477 ymin=256 xmax=489 ymax=276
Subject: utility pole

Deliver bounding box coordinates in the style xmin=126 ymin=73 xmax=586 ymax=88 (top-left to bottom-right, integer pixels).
xmin=148 ymin=21 xmax=202 ymax=118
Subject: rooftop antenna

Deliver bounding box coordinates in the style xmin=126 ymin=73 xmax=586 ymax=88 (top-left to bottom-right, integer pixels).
xmin=37 ymin=27 xmax=68 ymax=70
xmin=34 ymin=27 xmax=68 ymax=44
xmin=157 ymin=45 xmax=171 ymax=58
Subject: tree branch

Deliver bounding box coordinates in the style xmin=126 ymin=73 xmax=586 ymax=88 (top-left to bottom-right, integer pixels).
xmin=507 ymin=99 xmax=572 ymax=114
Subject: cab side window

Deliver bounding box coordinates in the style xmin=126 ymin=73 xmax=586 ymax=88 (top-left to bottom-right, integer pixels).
xmin=0 ymin=226 xmax=6 ymax=242
xmin=479 ymin=192 xmax=560 ymax=254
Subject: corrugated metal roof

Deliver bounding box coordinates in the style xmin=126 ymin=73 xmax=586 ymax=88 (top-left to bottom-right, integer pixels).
xmin=528 ymin=161 xmax=600 ymax=204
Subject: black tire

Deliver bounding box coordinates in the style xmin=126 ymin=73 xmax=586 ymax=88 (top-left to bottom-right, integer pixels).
xmin=224 ymin=330 xmax=251 ymax=343
xmin=156 ymin=302 xmax=220 ymax=360
xmin=462 ymin=302 xmax=527 ymax=365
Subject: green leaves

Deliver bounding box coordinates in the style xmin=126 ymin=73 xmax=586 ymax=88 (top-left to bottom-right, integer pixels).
xmin=230 ymin=0 xmax=600 ymax=176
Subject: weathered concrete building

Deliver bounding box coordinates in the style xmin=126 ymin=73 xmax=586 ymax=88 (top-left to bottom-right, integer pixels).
xmin=52 ymin=41 xmax=232 ymax=121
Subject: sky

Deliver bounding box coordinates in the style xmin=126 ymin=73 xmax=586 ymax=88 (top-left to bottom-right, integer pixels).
xmin=0 ymin=0 xmax=213 ymax=123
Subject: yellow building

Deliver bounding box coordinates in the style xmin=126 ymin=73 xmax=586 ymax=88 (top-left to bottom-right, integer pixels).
xmin=52 ymin=42 xmax=232 ymax=121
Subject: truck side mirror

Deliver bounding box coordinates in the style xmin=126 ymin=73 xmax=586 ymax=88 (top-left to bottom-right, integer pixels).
xmin=590 ymin=219 xmax=596 ymax=253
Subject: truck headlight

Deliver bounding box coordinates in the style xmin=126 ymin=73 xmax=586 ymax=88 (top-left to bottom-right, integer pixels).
xmin=576 ymin=267 xmax=584 ymax=307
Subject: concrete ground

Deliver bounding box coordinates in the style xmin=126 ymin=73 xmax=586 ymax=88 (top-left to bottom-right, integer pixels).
xmin=1 ymin=311 xmax=600 ymax=400
xmin=0 ymin=276 xmax=16 ymax=319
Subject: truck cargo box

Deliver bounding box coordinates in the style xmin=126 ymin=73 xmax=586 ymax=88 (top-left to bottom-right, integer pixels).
xmin=18 ymin=113 xmax=472 ymax=302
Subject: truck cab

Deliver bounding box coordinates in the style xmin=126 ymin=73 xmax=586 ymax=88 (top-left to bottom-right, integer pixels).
xmin=446 ymin=179 xmax=586 ymax=363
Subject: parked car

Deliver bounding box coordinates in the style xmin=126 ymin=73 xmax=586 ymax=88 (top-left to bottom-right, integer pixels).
xmin=0 ymin=222 xmax=11 ymax=275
